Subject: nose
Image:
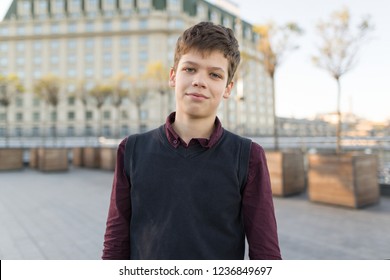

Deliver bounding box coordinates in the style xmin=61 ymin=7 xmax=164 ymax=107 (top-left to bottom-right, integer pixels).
xmin=192 ymin=75 xmax=206 ymax=88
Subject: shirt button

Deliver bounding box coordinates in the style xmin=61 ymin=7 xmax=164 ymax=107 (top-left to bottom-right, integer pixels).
xmin=173 ymin=140 xmax=178 ymax=144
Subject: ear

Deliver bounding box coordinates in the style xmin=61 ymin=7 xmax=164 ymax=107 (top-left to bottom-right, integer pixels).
xmin=223 ymin=81 xmax=234 ymax=99
xmin=169 ymin=68 xmax=176 ymax=88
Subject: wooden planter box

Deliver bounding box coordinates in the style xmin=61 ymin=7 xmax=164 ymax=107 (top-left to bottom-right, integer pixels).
xmin=0 ymin=148 xmax=24 ymax=170
xmin=38 ymin=148 xmax=69 ymax=172
xmin=266 ymin=151 xmax=306 ymax=196
xmin=83 ymin=147 xmax=101 ymax=168
xmin=100 ymin=147 xmax=117 ymax=171
xmin=308 ymin=153 xmax=379 ymax=208
xmin=29 ymin=148 xmax=39 ymax=168
xmin=72 ymin=147 xmax=84 ymax=167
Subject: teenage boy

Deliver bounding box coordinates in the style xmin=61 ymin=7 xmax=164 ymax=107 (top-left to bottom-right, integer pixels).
xmin=102 ymin=21 xmax=281 ymax=260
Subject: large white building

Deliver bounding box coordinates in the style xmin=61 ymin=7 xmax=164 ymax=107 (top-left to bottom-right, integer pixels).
xmin=0 ymin=0 xmax=274 ymax=140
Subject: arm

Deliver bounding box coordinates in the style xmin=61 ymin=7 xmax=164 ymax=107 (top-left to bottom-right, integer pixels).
xmin=102 ymin=138 xmax=131 ymax=259
xmin=242 ymin=143 xmax=282 ymax=260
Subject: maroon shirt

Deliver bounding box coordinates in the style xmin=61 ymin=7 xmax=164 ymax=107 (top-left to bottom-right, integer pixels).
xmin=103 ymin=113 xmax=282 ymax=260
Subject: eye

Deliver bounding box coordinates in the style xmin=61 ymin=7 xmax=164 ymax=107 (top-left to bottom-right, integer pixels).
xmin=184 ymin=67 xmax=195 ymax=73
xmin=210 ymin=73 xmax=222 ymax=79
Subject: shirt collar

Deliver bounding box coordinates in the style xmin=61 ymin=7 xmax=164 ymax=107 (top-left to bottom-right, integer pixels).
xmin=164 ymin=112 xmax=223 ymax=149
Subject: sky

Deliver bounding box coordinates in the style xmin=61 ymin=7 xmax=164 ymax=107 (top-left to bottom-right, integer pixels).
xmin=1 ymin=0 xmax=389 ymax=122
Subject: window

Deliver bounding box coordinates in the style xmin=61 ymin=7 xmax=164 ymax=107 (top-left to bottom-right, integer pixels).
xmin=54 ymin=0 xmax=64 ymax=10
xmin=102 ymin=37 xmax=112 ymax=48
xmin=120 ymin=52 xmax=129 ymax=61
xmin=86 ymin=21 xmax=94 ymax=32
xmin=68 ymin=22 xmax=77 ymax=33
xmin=86 ymin=111 xmax=93 ymax=120
xmin=120 ymin=125 xmax=129 ymax=137
xmin=85 ymin=38 xmax=94 ymax=49
xmin=68 ymin=54 xmax=76 ymax=64
xmin=16 ymin=57 xmax=24 ymax=66
xmin=0 ymin=43 xmax=8 ymax=52
xmin=103 ymin=68 xmax=112 ymax=77
xmin=33 ymin=112 xmax=40 ymax=121
xmin=139 ymin=36 xmax=148 ymax=46
xmin=67 ymin=84 xmax=76 ymax=93
xmin=85 ymin=53 xmax=93 ymax=63
xmin=67 ymin=39 xmax=77 ymax=49
xmin=169 ymin=19 xmax=184 ymax=29
xmin=103 ymin=111 xmax=111 ymax=120
xmin=0 ymin=27 xmax=8 ymax=36
xmin=16 ymin=42 xmax=25 ymax=52
xmin=103 ymin=21 xmax=112 ymax=31
xmin=85 ymin=68 xmax=93 ymax=77
xmin=121 ymin=20 xmax=130 ymax=30
xmin=51 ymin=112 xmax=57 ymax=122
xmin=139 ymin=50 xmax=148 ymax=61
xmin=68 ymin=111 xmax=75 ymax=120
xmin=17 ymin=26 xmax=25 ymax=35
xmin=0 ymin=58 xmax=7 ymax=66
xmin=120 ymin=37 xmax=130 ymax=47
xmin=50 ymin=56 xmax=59 ymax=65
xmin=32 ymin=127 xmax=40 ymax=137
xmin=140 ymin=110 xmax=148 ymax=120
xmin=68 ymin=97 xmax=76 ymax=105
xmin=16 ymin=112 xmax=23 ymax=121
xmin=33 ymin=71 xmax=42 ymax=79
xmin=51 ymin=40 xmax=60 ymax=49
xmin=103 ymin=52 xmax=112 ymax=62
xmin=15 ymin=127 xmax=23 ymax=137
xmin=120 ymin=67 xmax=130 ymax=74
xmin=67 ymin=126 xmax=75 ymax=136
xmin=103 ymin=125 xmax=111 ymax=136
xmin=85 ymin=125 xmax=93 ymax=136
xmin=51 ymin=23 xmax=60 ymax=33
xmin=33 ymin=98 xmax=40 ymax=107
xmin=87 ymin=0 xmax=98 ymax=8
xmin=139 ymin=19 xmax=148 ymax=29
xmin=34 ymin=25 xmax=42 ymax=34
xmin=67 ymin=69 xmax=76 ymax=77
xmin=16 ymin=98 xmax=23 ymax=107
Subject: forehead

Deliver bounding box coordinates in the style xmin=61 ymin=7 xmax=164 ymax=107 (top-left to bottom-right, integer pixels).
xmin=178 ymin=49 xmax=229 ymax=71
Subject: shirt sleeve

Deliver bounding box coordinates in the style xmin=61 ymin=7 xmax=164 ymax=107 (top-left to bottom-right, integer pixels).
xmin=102 ymin=138 xmax=131 ymax=259
xmin=242 ymin=143 xmax=282 ymax=260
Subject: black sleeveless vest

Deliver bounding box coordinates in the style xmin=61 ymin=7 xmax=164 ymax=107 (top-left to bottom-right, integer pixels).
xmin=124 ymin=125 xmax=251 ymax=259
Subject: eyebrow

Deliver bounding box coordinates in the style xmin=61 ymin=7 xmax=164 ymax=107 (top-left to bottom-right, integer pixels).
xmin=181 ymin=61 xmax=226 ymax=73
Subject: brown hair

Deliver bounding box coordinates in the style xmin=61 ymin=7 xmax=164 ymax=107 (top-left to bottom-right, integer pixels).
xmin=173 ymin=21 xmax=240 ymax=85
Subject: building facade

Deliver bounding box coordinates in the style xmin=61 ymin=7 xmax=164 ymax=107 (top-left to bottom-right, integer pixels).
xmin=0 ymin=0 xmax=274 ymax=140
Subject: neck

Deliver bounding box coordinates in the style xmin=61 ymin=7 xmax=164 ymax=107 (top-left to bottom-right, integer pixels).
xmin=173 ymin=112 xmax=216 ymax=144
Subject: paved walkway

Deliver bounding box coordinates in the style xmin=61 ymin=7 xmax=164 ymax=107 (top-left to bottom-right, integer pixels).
xmin=1 ymin=167 xmax=389 ymax=260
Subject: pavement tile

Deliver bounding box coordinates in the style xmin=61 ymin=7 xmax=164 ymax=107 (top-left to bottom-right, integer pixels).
xmin=1 ymin=167 xmax=389 ymax=260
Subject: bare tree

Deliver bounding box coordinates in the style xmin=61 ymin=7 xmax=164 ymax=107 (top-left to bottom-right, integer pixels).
xmin=145 ymin=61 xmax=171 ymax=122
xmin=232 ymin=51 xmax=250 ymax=133
xmin=88 ymin=82 xmax=113 ymax=138
xmin=253 ymin=22 xmax=303 ymax=150
xmin=111 ymin=73 xmax=130 ymax=138
xmin=70 ymin=79 xmax=89 ymax=138
xmin=312 ymin=7 xmax=373 ymax=154
xmin=128 ymin=76 xmax=150 ymax=132
xmin=34 ymin=74 xmax=62 ymax=145
xmin=0 ymin=74 xmax=24 ymax=147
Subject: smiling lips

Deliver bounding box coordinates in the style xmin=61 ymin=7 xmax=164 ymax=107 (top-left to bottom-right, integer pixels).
xmin=186 ymin=93 xmax=209 ymax=100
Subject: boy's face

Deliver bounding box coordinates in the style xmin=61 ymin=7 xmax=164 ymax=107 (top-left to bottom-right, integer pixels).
xmin=169 ymin=49 xmax=233 ymax=120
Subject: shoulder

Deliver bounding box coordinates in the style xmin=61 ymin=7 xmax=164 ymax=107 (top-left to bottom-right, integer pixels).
xmin=125 ymin=127 xmax=162 ymax=143
xmin=222 ymin=129 xmax=252 ymax=144
xmin=249 ymin=141 xmax=267 ymax=163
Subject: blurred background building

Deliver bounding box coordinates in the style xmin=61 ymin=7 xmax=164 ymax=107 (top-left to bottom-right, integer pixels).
xmin=0 ymin=0 xmax=275 ymax=139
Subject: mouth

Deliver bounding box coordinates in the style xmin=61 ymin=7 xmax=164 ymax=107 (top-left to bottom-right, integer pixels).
xmin=185 ymin=93 xmax=209 ymax=100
